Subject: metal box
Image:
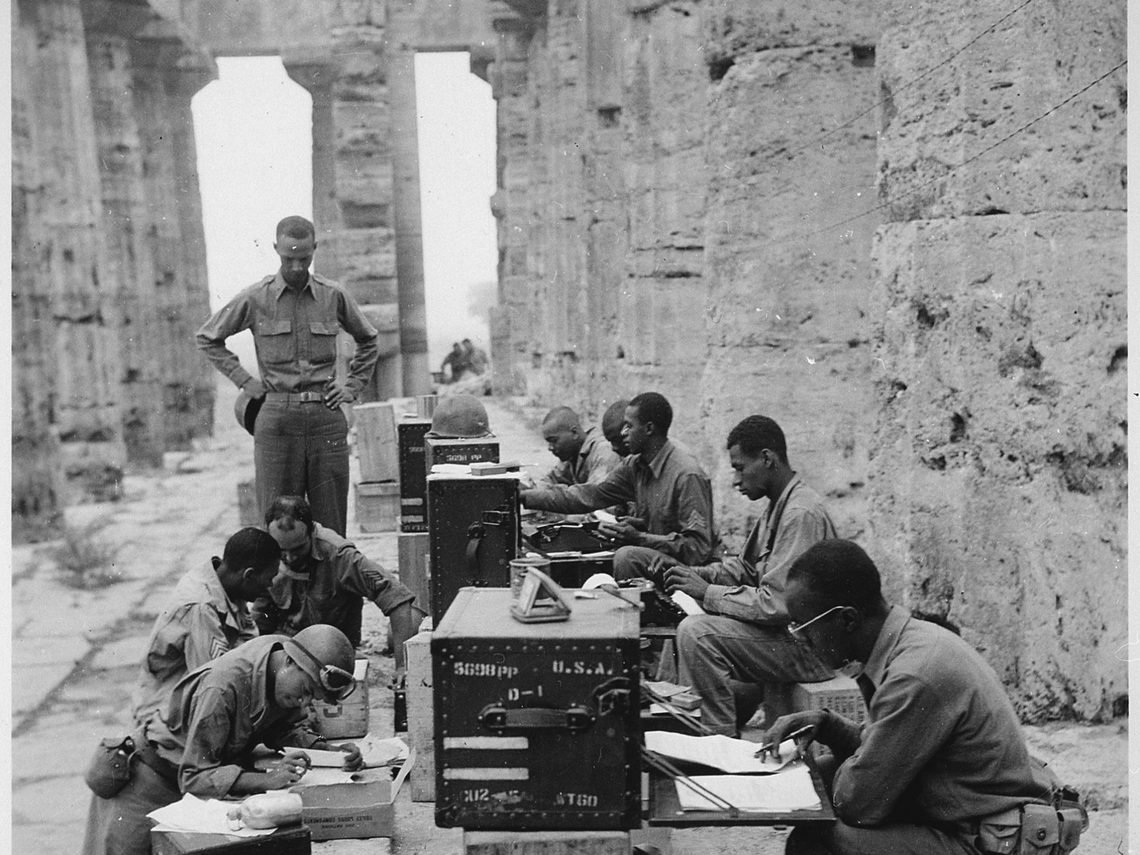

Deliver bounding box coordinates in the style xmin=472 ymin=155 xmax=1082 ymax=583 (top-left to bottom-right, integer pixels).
xmin=423 ymin=436 xmax=500 ymax=474
xmin=427 ymin=475 xmax=520 ymax=622
xmin=397 ymin=419 xmax=432 ymax=532
xmin=432 ymin=588 xmax=642 ymax=830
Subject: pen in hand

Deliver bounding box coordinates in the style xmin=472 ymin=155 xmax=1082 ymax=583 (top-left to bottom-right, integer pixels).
xmin=753 ymin=724 xmax=815 ymax=758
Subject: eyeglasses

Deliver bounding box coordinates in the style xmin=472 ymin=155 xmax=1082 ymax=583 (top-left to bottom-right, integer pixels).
xmin=316 ymin=664 xmax=356 ymax=702
xmin=787 ymin=605 xmax=853 ymax=643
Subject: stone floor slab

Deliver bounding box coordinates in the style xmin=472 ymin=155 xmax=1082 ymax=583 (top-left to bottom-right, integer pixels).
xmin=11 ymin=634 xmax=90 ymax=667
xmin=89 ymin=634 xmax=149 ymax=671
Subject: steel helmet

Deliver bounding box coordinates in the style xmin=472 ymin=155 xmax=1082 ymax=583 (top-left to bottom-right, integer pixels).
xmin=283 ymin=624 xmax=356 ymax=702
xmin=233 ymin=389 xmax=263 ymax=436
xmin=428 ymin=394 xmax=492 ymax=438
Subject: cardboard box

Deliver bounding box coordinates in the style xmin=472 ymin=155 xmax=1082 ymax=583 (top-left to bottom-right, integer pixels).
xmin=313 ymin=659 xmax=369 ymax=739
xmin=290 ymin=752 xmax=414 ymax=841
xmin=151 ymin=824 xmax=310 ymax=854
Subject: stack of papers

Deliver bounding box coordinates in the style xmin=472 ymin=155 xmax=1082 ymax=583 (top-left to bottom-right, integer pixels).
xmin=644 ymin=731 xmax=797 ymax=774
xmin=675 ymin=764 xmax=822 ymax=812
xmin=148 ymin=794 xmax=274 ymax=836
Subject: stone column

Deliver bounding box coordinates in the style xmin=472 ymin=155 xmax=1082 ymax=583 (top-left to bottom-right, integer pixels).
xmin=387 ymin=43 xmax=429 ymax=396
xmin=166 ymin=56 xmax=217 ymax=438
xmin=12 ymin=0 xmax=64 ymax=535
xmin=284 ymin=55 xmax=344 ymax=278
xmin=130 ymin=23 xmax=216 ymax=449
xmin=869 ymin=0 xmax=1126 ymax=720
xmin=22 ymin=0 xmax=126 ymax=502
xmin=697 ymin=1 xmax=881 ymax=525
xmin=83 ymin=0 xmax=166 ymax=468
xmin=488 ymin=10 xmax=537 ymax=395
xmin=327 ymin=19 xmax=404 ymax=399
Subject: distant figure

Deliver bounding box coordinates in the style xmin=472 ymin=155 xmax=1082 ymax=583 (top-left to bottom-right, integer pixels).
xmin=196 ymin=215 xmax=379 ymax=537
xmin=461 ymin=338 xmax=489 ymax=376
xmin=440 ymin=342 xmax=468 ymax=384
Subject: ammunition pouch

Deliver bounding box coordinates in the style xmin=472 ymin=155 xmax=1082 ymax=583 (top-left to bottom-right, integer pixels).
xmin=975 ymin=799 xmax=1087 ymax=855
xmin=83 ymin=735 xmax=137 ymax=799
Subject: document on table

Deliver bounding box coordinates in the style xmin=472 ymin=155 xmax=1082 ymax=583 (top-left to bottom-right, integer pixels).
xmin=644 ymin=731 xmax=797 ymax=774
xmin=670 ymin=590 xmax=706 ymax=615
xmin=675 ymin=763 xmax=823 ymax=812
xmin=147 ymin=793 xmax=273 ymax=836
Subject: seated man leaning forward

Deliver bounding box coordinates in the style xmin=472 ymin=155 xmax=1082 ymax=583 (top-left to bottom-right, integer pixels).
xmin=660 ymin=415 xmax=837 ymax=736
xmin=83 ymin=625 xmax=364 ymax=855
xmin=520 ymin=391 xmax=718 ymax=580
xmin=537 ymin=405 xmax=621 ymax=489
xmin=256 ymin=495 xmax=427 ymax=669
xmin=765 ymin=540 xmax=1064 ymax=855
xmin=132 ymin=527 xmax=282 ymax=727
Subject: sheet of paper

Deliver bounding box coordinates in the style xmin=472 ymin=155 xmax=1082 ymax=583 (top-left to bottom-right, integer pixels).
xmin=593 ymin=510 xmax=619 ymax=525
xmin=295 ymin=767 xmax=357 ymax=786
xmin=674 ymin=764 xmax=823 ymax=812
xmin=147 ymin=793 xmax=274 ymax=836
xmin=644 ymin=731 xmax=796 ymax=774
xmin=284 ymin=735 xmax=409 ymax=769
xmin=648 ymin=702 xmax=701 ymax=717
xmin=671 ymin=590 xmax=706 ymax=616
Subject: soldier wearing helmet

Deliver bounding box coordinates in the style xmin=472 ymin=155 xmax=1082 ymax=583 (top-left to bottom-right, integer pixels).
xmin=83 ymin=626 xmax=361 ymax=855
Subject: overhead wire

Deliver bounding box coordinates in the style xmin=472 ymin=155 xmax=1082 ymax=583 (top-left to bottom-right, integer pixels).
xmin=784 ymin=58 xmax=1128 ymax=244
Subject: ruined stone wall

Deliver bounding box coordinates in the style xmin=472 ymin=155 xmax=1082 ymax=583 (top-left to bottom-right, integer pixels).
xmin=698 ymin=1 xmax=880 ymax=541
xmin=12 ymin=4 xmax=64 ymax=535
xmin=868 ymin=1 xmax=1127 ymax=720
xmin=11 ymin=0 xmax=215 ymax=532
xmin=85 ymin=4 xmax=166 ymax=468
xmin=17 ymin=0 xmax=128 ymax=504
xmin=485 ymin=0 xmax=1125 ymax=718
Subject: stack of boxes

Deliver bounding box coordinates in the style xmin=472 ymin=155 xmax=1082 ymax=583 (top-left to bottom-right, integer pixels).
xmin=353 ymin=402 xmax=400 ymax=532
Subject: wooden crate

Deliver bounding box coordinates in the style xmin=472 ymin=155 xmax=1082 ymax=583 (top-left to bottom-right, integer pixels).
xmin=355 ymin=481 xmax=399 ymax=533
xmin=463 ymin=831 xmax=630 ymax=855
xmin=237 ymin=480 xmax=259 ymax=527
xmin=405 ymin=630 xmax=435 ymax=802
xmin=398 ymin=532 xmax=430 ymax=615
xmin=354 ymin=402 xmax=399 ymax=482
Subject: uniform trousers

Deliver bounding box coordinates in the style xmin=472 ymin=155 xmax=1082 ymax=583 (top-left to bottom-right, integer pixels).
xmin=255 ymin=399 xmax=349 ymax=535
xmin=81 ymin=760 xmax=180 ymax=855
xmin=786 ymin=821 xmax=980 ymax=854
xmin=612 ymin=545 xmax=671 ymax=582
xmin=676 ymin=614 xmax=833 ymax=736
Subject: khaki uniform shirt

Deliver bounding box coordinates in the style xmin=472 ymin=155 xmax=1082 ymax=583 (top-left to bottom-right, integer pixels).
xmin=538 ymin=427 xmax=621 ymax=489
xmin=252 ymin=523 xmax=416 ymax=647
xmin=822 ymin=606 xmax=1057 ymax=826
xmin=132 ymin=559 xmax=257 ymax=726
xmin=525 ymin=439 xmax=718 ymax=565
xmin=147 ymin=635 xmax=323 ymax=797
xmin=195 ymin=272 xmax=379 ymax=397
xmin=699 ymin=475 xmax=837 ymax=624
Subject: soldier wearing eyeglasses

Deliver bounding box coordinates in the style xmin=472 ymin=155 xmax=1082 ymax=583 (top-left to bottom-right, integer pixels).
xmin=83 ymin=625 xmax=361 ymax=855
xmin=765 ymin=540 xmax=1065 ymax=855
